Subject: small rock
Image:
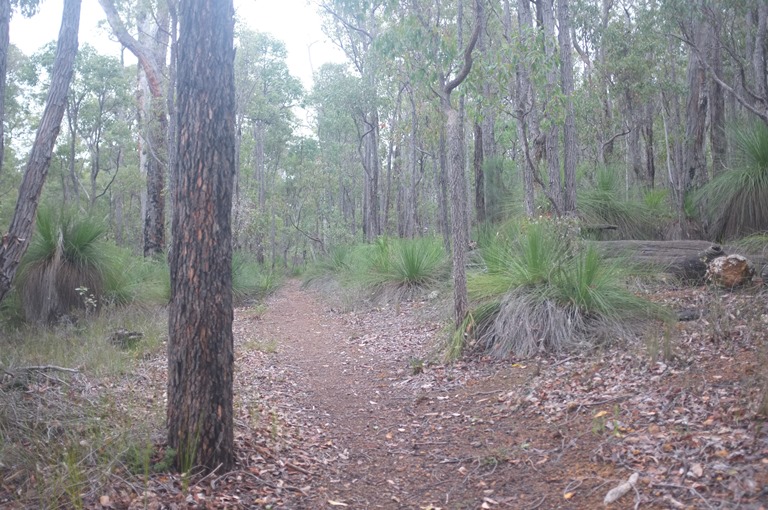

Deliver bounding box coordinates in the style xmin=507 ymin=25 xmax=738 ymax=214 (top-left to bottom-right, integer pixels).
xmin=677 ymin=308 xmax=701 ymax=321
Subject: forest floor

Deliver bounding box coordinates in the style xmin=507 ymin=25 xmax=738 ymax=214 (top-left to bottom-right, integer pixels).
xmin=4 ymin=279 xmax=768 ymax=509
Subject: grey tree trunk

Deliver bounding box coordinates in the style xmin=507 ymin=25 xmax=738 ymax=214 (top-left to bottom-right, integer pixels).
xmin=708 ymin=25 xmax=726 ymax=177
xmin=557 ymin=0 xmax=577 ymax=213
xmin=541 ymin=0 xmax=563 ymax=213
xmin=0 ymin=0 xmax=81 ymax=305
xmin=0 ymin=0 xmax=9 ymax=175
xmin=441 ymin=0 xmax=481 ymax=328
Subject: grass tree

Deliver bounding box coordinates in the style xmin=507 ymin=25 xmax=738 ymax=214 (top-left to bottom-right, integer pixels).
xmin=452 ymin=219 xmax=667 ymax=359
xmin=16 ymin=208 xmax=113 ymax=323
xmin=0 ymin=0 xmax=80 ymax=305
xmin=696 ymin=121 xmax=768 ymax=241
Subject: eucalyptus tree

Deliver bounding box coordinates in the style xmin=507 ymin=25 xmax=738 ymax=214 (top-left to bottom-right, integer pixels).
xmin=233 ymin=29 xmax=302 ymax=263
xmin=99 ymin=0 xmax=169 ymax=257
xmin=72 ymin=47 xmax=134 ymax=213
xmin=310 ymin=62 xmax=363 ymax=242
xmin=320 ymin=0 xmax=384 ymax=242
xmin=0 ymin=0 xmax=80 ymax=305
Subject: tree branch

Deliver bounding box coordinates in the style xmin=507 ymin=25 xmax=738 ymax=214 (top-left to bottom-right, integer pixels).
xmin=444 ymin=0 xmax=483 ymax=96
xmin=98 ymin=0 xmax=164 ymax=98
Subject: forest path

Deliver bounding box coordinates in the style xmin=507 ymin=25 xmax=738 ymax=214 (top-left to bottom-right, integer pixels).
xmin=241 ymin=280 xmax=609 ymax=509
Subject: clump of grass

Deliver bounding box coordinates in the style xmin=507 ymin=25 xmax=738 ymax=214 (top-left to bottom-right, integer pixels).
xmin=304 ymin=237 xmax=449 ymax=305
xmin=735 ymin=232 xmax=768 ymax=254
xmin=231 ymin=251 xmax=281 ymax=305
xmin=355 ymin=236 xmax=449 ymax=301
xmin=455 ymin=219 xmax=668 ymax=359
xmin=16 ymin=207 xmax=112 ymax=323
xmin=578 ymin=166 xmax=666 ymax=240
xmin=695 ymin=121 xmax=768 ymax=241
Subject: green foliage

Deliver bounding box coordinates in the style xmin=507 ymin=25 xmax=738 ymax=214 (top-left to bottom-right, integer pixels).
xmin=231 ymin=251 xmax=282 ymax=305
xmin=304 ymin=237 xmax=448 ymax=304
xmin=357 ymin=237 xmax=448 ymax=297
xmin=735 ymin=232 xmax=768 ymax=253
xmin=578 ymin=166 xmax=666 ymax=239
xmin=459 ymin=218 xmax=667 ymax=358
xmin=695 ymin=121 xmax=768 ymax=241
xmin=16 ymin=208 xmax=111 ymax=323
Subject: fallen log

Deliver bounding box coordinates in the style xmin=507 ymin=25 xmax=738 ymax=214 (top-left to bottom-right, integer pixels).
xmin=591 ymin=240 xmax=767 ymax=284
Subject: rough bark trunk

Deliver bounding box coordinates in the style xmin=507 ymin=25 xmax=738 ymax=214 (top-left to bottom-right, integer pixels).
xmin=541 ymin=0 xmax=563 ymax=213
xmin=557 ymin=0 xmax=577 ymax=213
xmin=708 ymin=27 xmax=726 ymax=177
xmin=473 ymin=122 xmax=485 ymax=223
xmin=442 ymin=0 xmax=481 ymax=328
xmin=167 ymin=0 xmax=236 ymax=473
xmin=0 ymin=0 xmax=81 ymax=305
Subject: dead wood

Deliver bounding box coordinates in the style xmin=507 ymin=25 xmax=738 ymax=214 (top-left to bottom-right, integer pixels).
xmin=591 ymin=240 xmax=767 ymax=284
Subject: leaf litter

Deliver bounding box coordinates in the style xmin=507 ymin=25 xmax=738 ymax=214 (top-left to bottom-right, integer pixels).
xmin=1 ymin=280 xmax=767 ymax=509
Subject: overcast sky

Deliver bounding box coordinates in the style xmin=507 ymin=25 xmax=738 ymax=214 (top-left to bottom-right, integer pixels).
xmin=9 ymin=0 xmax=346 ymax=89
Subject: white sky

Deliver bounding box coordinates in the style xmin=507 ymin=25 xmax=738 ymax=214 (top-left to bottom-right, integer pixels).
xmin=9 ymin=0 xmax=346 ymax=89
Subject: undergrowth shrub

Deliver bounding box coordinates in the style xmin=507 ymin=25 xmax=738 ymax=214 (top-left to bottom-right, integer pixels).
xmin=454 ymin=218 xmax=668 ymax=358
xmin=578 ymin=166 xmax=666 ymax=239
xmin=231 ymin=251 xmax=281 ymax=305
xmin=353 ymin=236 xmax=448 ymax=301
xmin=696 ymin=121 xmax=768 ymax=241
xmin=303 ymin=237 xmax=448 ymax=304
xmin=16 ymin=208 xmax=119 ymax=323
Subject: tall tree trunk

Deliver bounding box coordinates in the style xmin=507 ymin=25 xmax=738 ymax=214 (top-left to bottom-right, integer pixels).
xmin=473 ymin=121 xmax=485 ymax=223
xmin=0 ymin=0 xmax=81 ymax=305
xmin=442 ymin=0 xmax=481 ymax=328
xmin=541 ymin=0 xmax=563 ymax=213
xmin=168 ymin=0 xmax=236 ymax=473
xmin=99 ymin=0 xmax=169 ymax=257
xmin=557 ymin=0 xmax=577 ymax=213
xmin=708 ymin=25 xmax=726 ymax=177
xmin=641 ymin=100 xmax=656 ymax=188
xmin=0 ymin=0 xmax=9 ymax=175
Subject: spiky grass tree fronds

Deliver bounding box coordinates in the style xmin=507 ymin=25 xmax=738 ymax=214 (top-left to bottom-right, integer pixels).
xmin=460 ymin=219 xmax=667 ymax=359
xmin=735 ymin=232 xmax=768 ymax=254
xmin=579 ymin=166 xmax=663 ymax=240
xmin=359 ymin=237 xmax=448 ymax=301
xmin=696 ymin=122 xmax=768 ymax=241
xmin=17 ymin=208 xmax=111 ymax=323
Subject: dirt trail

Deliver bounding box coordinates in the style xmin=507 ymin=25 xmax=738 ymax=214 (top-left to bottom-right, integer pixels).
xmin=241 ymin=280 xmax=768 ymax=510
xmin=247 ymin=281 xmax=592 ymax=509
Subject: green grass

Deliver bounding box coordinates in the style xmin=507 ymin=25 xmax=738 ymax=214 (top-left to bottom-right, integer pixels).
xmin=695 ymin=121 xmax=768 ymax=241
xmin=304 ymin=237 xmax=449 ymax=304
xmin=0 ymin=303 xmax=167 ymax=508
xmin=578 ymin=166 xmax=666 ymax=240
xmin=231 ymin=251 xmax=282 ymax=305
xmin=457 ymin=218 xmax=668 ymax=359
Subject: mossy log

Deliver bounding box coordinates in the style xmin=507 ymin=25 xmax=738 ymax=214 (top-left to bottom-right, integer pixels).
xmin=592 ymin=240 xmax=767 ymax=284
